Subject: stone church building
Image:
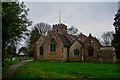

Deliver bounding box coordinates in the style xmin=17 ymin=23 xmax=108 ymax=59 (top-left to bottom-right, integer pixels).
xmin=34 ymin=23 xmax=117 ymax=63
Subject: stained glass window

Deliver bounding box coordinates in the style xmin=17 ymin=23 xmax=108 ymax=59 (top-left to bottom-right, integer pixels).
xmin=50 ymin=39 xmax=56 ymax=52
xmin=74 ymin=49 xmax=79 ymax=55
xmin=88 ymin=47 xmax=93 ymax=56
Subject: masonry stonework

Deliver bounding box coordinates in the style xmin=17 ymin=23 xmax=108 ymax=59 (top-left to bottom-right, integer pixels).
xmin=69 ymin=40 xmax=82 ymax=62
xmin=34 ymin=23 xmax=117 ymax=63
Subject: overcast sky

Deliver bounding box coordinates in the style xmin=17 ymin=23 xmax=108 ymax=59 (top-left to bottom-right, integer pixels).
xmin=24 ymin=2 xmax=118 ymax=38
xmin=17 ymin=1 xmax=119 ymax=51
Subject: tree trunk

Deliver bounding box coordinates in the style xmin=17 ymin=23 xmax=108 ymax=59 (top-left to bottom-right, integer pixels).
xmin=2 ymin=47 xmax=5 ymax=67
xmin=2 ymin=42 xmax=7 ymax=67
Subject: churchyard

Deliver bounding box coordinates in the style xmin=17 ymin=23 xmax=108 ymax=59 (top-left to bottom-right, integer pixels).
xmin=2 ymin=1 xmax=120 ymax=79
xmin=14 ymin=61 xmax=120 ymax=78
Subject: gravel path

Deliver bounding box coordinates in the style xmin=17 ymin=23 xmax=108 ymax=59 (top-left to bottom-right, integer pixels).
xmin=2 ymin=59 xmax=33 ymax=79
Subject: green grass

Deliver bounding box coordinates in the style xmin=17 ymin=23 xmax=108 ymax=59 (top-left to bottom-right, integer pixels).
xmin=14 ymin=61 xmax=120 ymax=78
xmin=0 ymin=63 xmax=2 ymax=73
xmin=117 ymin=59 xmax=120 ymax=63
xmin=2 ymin=58 xmax=31 ymax=71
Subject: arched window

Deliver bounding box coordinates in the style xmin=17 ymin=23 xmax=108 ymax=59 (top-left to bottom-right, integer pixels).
xmin=50 ymin=39 xmax=56 ymax=52
xmin=74 ymin=49 xmax=79 ymax=55
xmin=40 ymin=46 xmax=43 ymax=55
xmin=88 ymin=47 xmax=93 ymax=56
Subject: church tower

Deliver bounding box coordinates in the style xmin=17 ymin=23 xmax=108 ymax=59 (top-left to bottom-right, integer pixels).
xmin=53 ymin=23 xmax=67 ymax=34
xmin=53 ymin=10 xmax=67 ymax=34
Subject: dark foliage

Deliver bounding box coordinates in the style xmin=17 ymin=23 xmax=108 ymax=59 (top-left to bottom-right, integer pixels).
xmin=2 ymin=2 xmax=32 ymax=63
xmin=112 ymin=9 xmax=120 ymax=59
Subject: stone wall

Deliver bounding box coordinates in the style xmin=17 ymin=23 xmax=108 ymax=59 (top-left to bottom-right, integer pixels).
xmin=43 ymin=31 xmax=67 ymax=61
xmin=35 ymin=36 xmax=46 ymax=61
xmin=69 ymin=40 xmax=82 ymax=61
xmin=84 ymin=34 xmax=101 ymax=63
xmin=99 ymin=47 xmax=117 ymax=63
xmin=62 ymin=47 xmax=69 ymax=62
xmin=35 ymin=23 xmax=117 ymax=63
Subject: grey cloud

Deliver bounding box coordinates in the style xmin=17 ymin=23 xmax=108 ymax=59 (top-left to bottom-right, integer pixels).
xmin=24 ymin=2 xmax=118 ymax=38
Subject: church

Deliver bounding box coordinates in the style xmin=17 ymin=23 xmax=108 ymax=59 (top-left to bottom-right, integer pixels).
xmin=34 ymin=23 xmax=117 ymax=63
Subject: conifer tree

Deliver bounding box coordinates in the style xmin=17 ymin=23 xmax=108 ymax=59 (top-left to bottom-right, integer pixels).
xmin=112 ymin=9 xmax=120 ymax=59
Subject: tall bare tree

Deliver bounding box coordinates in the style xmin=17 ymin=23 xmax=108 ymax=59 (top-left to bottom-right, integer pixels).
xmin=28 ymin=22 xmax=52 ymax=57
xmin=34 ymin=22 xmax=52 ymax=36
xmin=67 ymin=26 xmax=79 ymax=35
xmin=101 ymin=31 xmax=114 ymax=46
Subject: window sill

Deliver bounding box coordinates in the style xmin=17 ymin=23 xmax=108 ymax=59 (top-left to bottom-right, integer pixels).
xmin=73 ymin=55 xmax=80 ymax=56
xmin=49 ymin=52 xmax=56 ymax=54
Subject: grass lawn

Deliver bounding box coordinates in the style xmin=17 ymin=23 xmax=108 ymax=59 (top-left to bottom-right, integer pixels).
xmin=2 ymin=58 xmax=31 ymax=71
xmin=14 ymin=61 xmax=120 ymax=78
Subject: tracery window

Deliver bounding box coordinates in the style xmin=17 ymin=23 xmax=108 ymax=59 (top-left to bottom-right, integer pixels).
xmin=50 ymin=39 xmax=56 ymax=52
xmin=88 ymin=46 xmax=93 ymax=56
xmin=74 ymin=49 xmax=79 ymax=55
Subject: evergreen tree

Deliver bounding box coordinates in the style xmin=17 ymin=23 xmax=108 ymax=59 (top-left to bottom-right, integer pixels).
xmin=2 ymin=2 xmax=32 ymax=65
xmin=112 ymin=9 xmax=120 ymax=59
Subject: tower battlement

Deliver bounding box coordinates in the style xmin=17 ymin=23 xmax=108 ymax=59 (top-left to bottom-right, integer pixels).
xmin=53 ymin=23 xmax=67 ymax=34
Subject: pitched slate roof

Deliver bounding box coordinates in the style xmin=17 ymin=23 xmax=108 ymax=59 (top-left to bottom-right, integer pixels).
xmin=68 ymin=34 xmax=78 ymax=40
xmin=36 ymin=35 xmax=46 ymax=45
xmin=57 ymin=33 xmax=71 ymax=47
